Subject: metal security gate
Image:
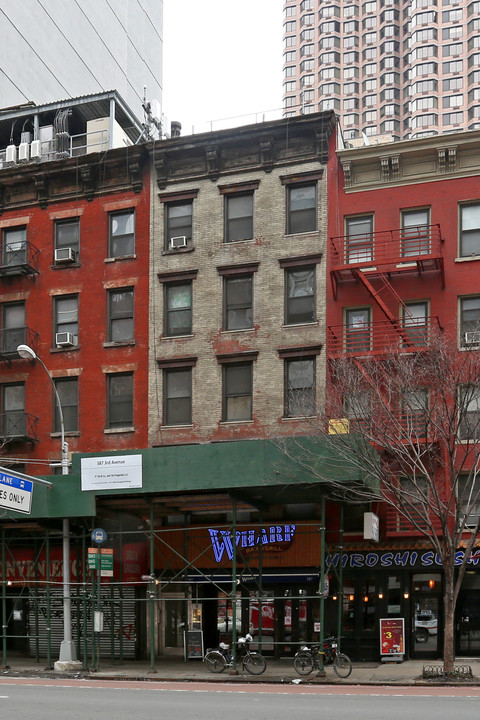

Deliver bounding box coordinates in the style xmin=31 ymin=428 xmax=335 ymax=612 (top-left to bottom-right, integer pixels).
xmin=28 ymin=586 xmax=137 ymax=660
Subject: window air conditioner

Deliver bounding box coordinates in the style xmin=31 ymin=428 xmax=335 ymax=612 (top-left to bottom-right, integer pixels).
xmin=55 ymin=247 xmax=77 ymax=263
xmin=465 ymin=331 xmax=480 ymax=344
xmin=170 ymin=235 xmax=188 ymax=249
xmin=55 ymin=332 xmax=77 ymax=347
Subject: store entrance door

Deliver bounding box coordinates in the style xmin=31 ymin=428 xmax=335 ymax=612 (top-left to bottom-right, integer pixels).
xmin=159 ymin=593 xmax=186 ymax=656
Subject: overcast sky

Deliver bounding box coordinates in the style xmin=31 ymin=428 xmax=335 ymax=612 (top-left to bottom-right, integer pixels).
xmin=162 ymin=0 xmax=283 ymax=136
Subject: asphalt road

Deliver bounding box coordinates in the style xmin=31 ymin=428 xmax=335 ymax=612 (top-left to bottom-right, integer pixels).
xmin=1 ymin=678 xmax=479 ymax=720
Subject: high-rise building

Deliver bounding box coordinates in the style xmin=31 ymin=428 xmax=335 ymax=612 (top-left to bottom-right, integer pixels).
xmin=0 ymin=0 xmax=163 ymax=120
xmin=283 ymin=0 xmax=480 ymax=141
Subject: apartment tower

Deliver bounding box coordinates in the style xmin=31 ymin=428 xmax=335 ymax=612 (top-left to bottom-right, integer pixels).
xmin=283 ymin=0 xmax=480 ymax=140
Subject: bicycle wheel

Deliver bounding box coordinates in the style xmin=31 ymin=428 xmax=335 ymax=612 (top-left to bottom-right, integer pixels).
xmin=243 ymin=652 xmax=266 ymax=675
xmin=333 ymin=652 xmax=352 ymax=679
xmin=204 ymin=650 xmax=226 ymax=673
xmin=293 ymin=651 xmax=314 ymax=676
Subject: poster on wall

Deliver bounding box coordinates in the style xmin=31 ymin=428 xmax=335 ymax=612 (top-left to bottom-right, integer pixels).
xmin=380 ymin=618 xmax=405 ymax=658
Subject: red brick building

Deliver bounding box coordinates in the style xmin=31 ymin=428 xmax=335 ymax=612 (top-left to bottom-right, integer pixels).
xmin=325 ymin=129 xmax=480 ymax=660
xmin=0 ymin=95 xmax=150 ymax=477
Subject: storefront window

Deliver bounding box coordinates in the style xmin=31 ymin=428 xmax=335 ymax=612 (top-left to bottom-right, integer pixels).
xmin=387 ymin=575 xmax=402 ymax=615
xmin=217 ymin=592 xmax=242 ymax=634
xmin=343 ymin=578 xmax=355 ymax=632
xmin=362 ymin=576 xmax=377 ymax=630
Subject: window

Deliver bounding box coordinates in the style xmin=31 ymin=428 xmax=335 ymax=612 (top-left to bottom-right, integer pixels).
xmin=164 ymin=282 xmax=192 ymax=336
xmin=443 ymin=94 xmax=463 ymax=108
xmin=345 ymin=308 xmax=371 ymax=352
xmin=1 ymin=383 xmax=25 ymax=438
xmin=109 ymin=210 xmax=135 ymax=257
xmin=458 ymin=474 xmax=480 ymax=526
xmin=224 ymin=275 xmax=253 ymax=331
xmin=286 ymin=183 xmax=317 ymax=234
xmin=108 ymin=288 xmax=134 ymax=342
xmin=459 ymin=385 xmax=480 ymax=440
xmin=460 ymin=296 xmax=480 ymax=346
xmin=222 ymin=362 xmax=252 ymax=421
xmin=1 ymin=302 xmax=25 ymax=354
xmin=2 ymin=226 xmax=27 ymax=268
xmin=225 ymin=193 xmax=254 ymax=242
xmin=285 ymin=267 xmax=315 ymax=325
xmin=443 ymin=60 xmax=463 ymax=74
xmin=460 ymin=204 xmax=480 ymax=256
xmin=284 ymin=80 xmax=296 ymax=93
xmin=343 ymin=390 xmax=372 ymax=424
xmin=54 ymin=295 xmax=78 ymax=346
xmin=402 ymin=302 xmax=428 ymax=347
xmin=54 ymin=377 xmax=78 ymax=433
xmin=163 ymin=368 xmax=192 ymax=426
xmin=401 ymin=208 xmax=430 ymax=256
xmin=107 ymin=373 xmax=133 ymax=429
xmin=401 ymin=387 xmax=428 ymax=435
xmin=55 ymin=218 xmax=79 ymax=259
xmin=346 ymin=215 xmax=373 ymax=263
xmin=443 ymin=111 xmax=464 ymax=125
xmin=165 ymin=201 xmax=192 ymax=250
xmin=285 ymin=357 xmax=316 ymax=417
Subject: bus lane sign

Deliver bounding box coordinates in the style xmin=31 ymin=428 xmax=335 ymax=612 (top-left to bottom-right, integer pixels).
xmin=0 ymin=472 xmax=33 ymax=514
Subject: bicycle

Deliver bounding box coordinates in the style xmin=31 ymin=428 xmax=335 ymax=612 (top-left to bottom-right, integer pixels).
xmin=204 ymin=633 xmax=266 ymax=675
xmin=293 ymin=636 xmax=352 ymax=679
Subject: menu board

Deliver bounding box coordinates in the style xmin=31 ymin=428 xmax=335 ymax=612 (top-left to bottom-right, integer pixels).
xmin=380 ymin=618 xmax=405 ymax=656
xmin=185 ymin=630 xmax=204 ymax=659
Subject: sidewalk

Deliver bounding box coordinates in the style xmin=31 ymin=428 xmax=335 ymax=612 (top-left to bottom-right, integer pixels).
xmin=2 ymin=655 xmax=480 ymax=686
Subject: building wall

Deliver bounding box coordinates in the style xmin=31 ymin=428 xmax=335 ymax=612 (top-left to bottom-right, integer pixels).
xmin=0 ymin=1 xmax=162 ymax=119
xmin=283 ymin=0 xmax=480 ymax=140
xmin=148 ymin=116 xmax=336 ymax=446
xmin=0 ymin=147 xmax=150 ymax=476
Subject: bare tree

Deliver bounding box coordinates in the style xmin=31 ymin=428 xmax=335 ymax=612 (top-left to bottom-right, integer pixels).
xmin=279 ymin=333 xmax=480 ymax=674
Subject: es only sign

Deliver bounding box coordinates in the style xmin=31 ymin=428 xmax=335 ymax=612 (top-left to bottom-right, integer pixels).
xmin=0 ymin=472 xmax=33 ymax=514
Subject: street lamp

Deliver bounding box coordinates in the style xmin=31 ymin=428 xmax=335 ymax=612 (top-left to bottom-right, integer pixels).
xmin=17 ymin=343 xmax=80 ymax=668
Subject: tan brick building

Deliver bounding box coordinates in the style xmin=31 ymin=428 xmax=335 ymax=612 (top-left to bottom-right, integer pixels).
xmin=148 ymin=112 xmax=336 ymax=446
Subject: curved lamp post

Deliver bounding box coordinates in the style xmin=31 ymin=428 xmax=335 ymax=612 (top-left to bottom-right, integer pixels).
xmin=17 ymin=343 xmax=77 ymax=666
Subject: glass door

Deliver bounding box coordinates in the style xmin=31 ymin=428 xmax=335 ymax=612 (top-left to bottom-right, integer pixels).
xmin=411 ymin=573 xmax=442 ymax=658
xmin=159 ymin=593 xmax=188 ymax=656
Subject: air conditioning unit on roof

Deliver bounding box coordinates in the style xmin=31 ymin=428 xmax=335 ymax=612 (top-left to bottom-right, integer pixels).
xmin=170 ymin=235 xmax=188 ymax=249
xmin=55 ymin=247 xmax=77 ymax=263
xmin=18 ymin=142 xmax=30 ymax=162
xmin=55 ymin=332 xmax=77 ymax=347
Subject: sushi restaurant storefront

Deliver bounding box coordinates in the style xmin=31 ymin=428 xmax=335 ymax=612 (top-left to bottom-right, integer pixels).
xmin=324 ymin=546 xmax=480 ymax=661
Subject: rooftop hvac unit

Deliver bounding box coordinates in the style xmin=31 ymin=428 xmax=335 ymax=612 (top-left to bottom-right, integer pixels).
xmin=465 ymin=331 xmax=480 ymax=344
xmin=5 ymin=144 xmax=16 ymax=164
xmin=55 ymin=247 xmax=77 ymax=263
xmin=170 ymin=235 xmax=188 ymax=249
xmin=55 ymin=332 xmax=77 ymax=347
xmin=18 ymin=142 xmax=30 ymax=162
xmin=30 ymin=140 xmax=41 ymax=160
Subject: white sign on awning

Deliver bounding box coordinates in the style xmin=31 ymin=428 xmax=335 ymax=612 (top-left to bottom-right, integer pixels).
xmin=81 ymin=454 xmax=142 ymax=491
xmin=0 ymin=472 xmax=33 ymax=514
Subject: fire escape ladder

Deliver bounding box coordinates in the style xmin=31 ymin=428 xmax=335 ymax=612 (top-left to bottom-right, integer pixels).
xmin=356 ymin=270 xmax=417 ymax=349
